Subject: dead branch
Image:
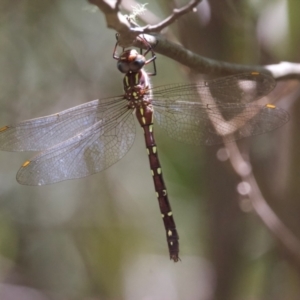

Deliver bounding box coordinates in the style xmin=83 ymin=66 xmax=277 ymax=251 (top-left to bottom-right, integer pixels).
xmin=88 ymin=0 xmax=300 ymax=79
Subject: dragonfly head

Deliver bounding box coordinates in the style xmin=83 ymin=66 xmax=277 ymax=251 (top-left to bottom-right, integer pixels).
xmin=117 ymin=49 xmax=146 ymax=73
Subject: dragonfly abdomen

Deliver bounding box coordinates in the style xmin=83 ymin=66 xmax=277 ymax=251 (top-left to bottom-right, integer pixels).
xmin=136 ymin=105 xmax=180 ymax=261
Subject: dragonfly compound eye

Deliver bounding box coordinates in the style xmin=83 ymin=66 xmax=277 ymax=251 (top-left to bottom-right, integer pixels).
xmin=129 ymin=56 xmax=146 ymax=72
xmin=117 ymin=61 xmax=130 ymax=73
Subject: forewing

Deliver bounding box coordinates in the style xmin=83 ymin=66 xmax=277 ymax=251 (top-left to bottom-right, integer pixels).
xmin=153 ymin=102 xmax=289 ymax=146
xmin=152 ymin=72 xmax=275 ymax=105
xmin=0 ymin=96 xmax=125 ymax=151
xmin=16 ymin=109 xmax=135 ymax=185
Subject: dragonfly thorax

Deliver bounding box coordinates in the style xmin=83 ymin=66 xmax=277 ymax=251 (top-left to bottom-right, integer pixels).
xmin=123 ymin=68 xmax=152 ymax=108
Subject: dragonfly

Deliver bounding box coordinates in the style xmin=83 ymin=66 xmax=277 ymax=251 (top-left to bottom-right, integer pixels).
xmin=0 ymin=36 xmax=289 ymax=262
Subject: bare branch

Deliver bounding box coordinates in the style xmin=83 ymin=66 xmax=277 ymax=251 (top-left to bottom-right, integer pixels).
xmin=222 ymin=83 xmax=300 ymax=266
xmin=88 ymin=0 xmax=117 ymax=14
xmin=88 ymin=0 xmax=202 ymax=46
xmin=88 ymin=0 xmax=136 ymax=45
xmin=133 ymin=35 xmax=300 ymax=79
xmin=226 ymin=140 xmax=300 ymax=265
xmin=265 ymin=62 xmax=300 ymax=80
xmin=132 ymin=0 xmax=202 ymax=33
xmin=88 ymin=1 xmax=300 ymax=79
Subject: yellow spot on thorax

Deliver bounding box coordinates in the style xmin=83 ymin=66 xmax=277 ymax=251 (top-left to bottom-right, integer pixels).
xmin=168 ymin=230 xmax=172 ymax=236
xmin=125 ymin=75 xmax=129 ymax=87
xmin=140 ymin=108 xmax=144 ymax=115
xmin=157 ymin=168 xmax=162 ymax=174
xmin=135 ymin=73 xmax=139 ymax=84
xmin=251 ymin=71 xmax=260 ymax=75
xmin=152 ymin=146 xmax=157 ymax=154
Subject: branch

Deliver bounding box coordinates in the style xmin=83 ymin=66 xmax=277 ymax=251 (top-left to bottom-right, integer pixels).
xmin=222 ymin=83 xmax=300 ymax=266
xmin=88 ymin=0 xmax=134 ymax=45
xmin=88 ymin=0 xmax=201 ymax=46
xmin=265 ymin=62 xmax=300 ymax=80
xmin=131 ymin=0 xmax=202 ymax=33
xmin=134 ymin=36 xmax=300 ymax=80
xmin=226 ymin=141 xmax=300 ymax=265
xmin=88 ymin=1 xmax=300 ymax=80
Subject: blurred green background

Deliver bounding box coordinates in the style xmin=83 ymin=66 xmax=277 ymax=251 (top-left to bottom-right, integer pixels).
xmin=0 ymin=0 xmax=299 ymax=299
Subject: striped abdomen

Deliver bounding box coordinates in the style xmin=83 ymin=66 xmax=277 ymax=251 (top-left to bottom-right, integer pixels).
xmin=135 ymin=104 xmax=180 ymax=262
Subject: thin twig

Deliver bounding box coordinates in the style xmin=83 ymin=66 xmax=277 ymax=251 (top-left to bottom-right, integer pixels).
xmin=226 ymin=141 xmax=300 ymax=265
xmin=222 ymin=83 xmax=300 ymax=265
xmin=88 ymin=0 xmax=201 ymax=45
xmin=131 ymin=0 xmax=202 ymax=33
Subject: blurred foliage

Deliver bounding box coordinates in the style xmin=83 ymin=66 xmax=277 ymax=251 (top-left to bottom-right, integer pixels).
xmin=0 ymin=0 xmax=299 ymax=299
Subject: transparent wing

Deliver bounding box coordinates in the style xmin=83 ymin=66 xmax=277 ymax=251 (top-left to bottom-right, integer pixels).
xmin=0 ymin=95 xmax=125 ymax=151
xmin=153 ymin=102 xmax=289 ymax=146
xmin=16 ymin=108 xmax=135 ymax=185
xmin=151 ymin=72 xmax=275 ymax=105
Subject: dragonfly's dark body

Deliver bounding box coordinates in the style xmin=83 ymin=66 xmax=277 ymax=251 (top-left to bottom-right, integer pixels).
xmin=120 ymin=49 xmax=180 ymax=261
xmin=0 ymin=38 xmax=290 ymax=262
